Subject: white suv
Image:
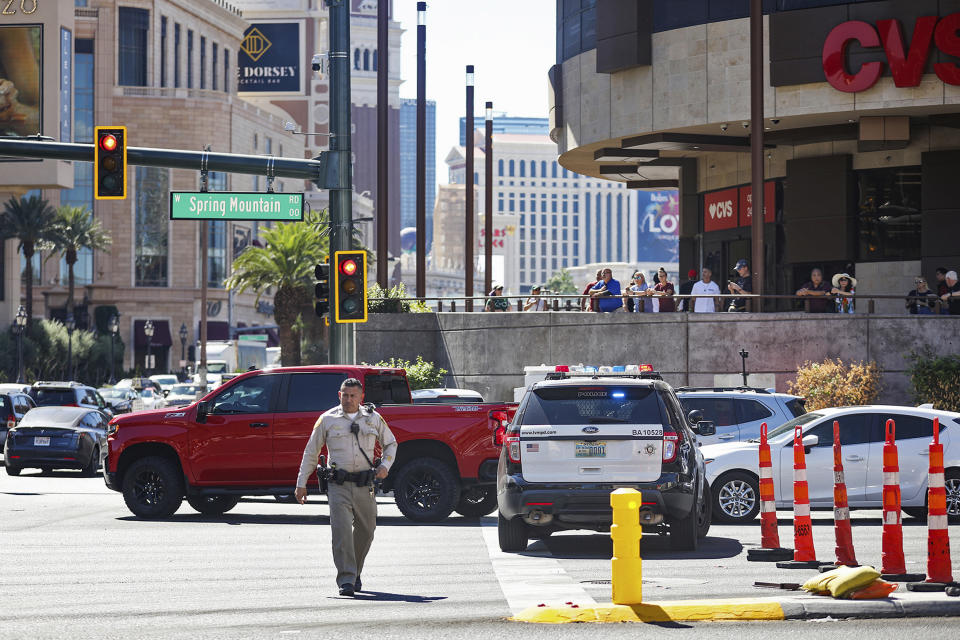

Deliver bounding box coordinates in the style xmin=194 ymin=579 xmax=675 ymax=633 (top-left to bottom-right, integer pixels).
xmin=676 ymin=387 xmax=805 ymax=446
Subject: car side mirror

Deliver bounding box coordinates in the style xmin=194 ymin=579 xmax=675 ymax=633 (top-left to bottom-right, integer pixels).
xmin=163 ymin=390 xmax=170 ymax=397
xmin=696 ymin=421 xmax=716 ymax=436
xmin=196 ymin=400 xmax=210 ymax=423
xmin=687 ymin=409 xmax=703 ymax=425
xmin=802 ymin=434 xmax=818 ymax=452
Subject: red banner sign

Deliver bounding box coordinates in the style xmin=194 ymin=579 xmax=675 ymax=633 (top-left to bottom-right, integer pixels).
xmin=703 ymin=188 xmax=738 ymax=232
xmin=738 ymin=181 xmax=776 ymax=227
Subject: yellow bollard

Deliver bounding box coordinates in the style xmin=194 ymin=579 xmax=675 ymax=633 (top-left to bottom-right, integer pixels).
xmin=610 ymin=488 xmax=643 ymax=605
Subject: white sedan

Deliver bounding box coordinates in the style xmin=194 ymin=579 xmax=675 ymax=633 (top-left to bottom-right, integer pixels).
xmin=702 ymin=405 xmax=960 ymax=524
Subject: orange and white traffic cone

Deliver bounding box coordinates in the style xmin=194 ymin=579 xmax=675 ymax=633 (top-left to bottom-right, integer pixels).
xmin=880 ymin=419 xmax=926 ymax=581
xmin=907 ymin=417 xmax=958 ymax=591
xmin=828 ymin=420 xmax=858 ymax=569
xmin=747 ymin=422 xmax=793 ymax=562
xmin=777 ymin=425 xmax=828 ymax=569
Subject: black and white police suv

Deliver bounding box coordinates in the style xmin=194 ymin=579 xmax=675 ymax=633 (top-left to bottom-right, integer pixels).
xmin=496 ymin=371 xmax=716 ymax=552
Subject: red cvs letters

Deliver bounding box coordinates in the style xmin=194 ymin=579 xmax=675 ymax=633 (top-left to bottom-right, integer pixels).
xmin=822 ymin=13 xmax=960 ymax=92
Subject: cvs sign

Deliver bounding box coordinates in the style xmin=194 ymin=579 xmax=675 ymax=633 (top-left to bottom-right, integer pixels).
xmin=822 ymin=13 xmax=960 ymax=93
xmin=703 ymin=188 xmax=738 ymax=232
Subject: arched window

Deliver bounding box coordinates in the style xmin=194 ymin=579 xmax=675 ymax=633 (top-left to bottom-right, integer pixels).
xmin=552 ymin=162 xmax=558 ymax=178
xmin=562 ymin=167 xmax=568 ymax=178
xmin=541 ymin=160 xmax=547 ymax=177
xmin=354 ymin=49 xmax=361 ymax=70
xmin=498 ymin=159 xmax=504 ymax=176
xmin=509 ymin=159 xmax=515 ymax=177
xmin=530 ymin=161 xmax=536 ymax=178
xmin=363 ymin=49 xmax=370 ymax=71
xmin=519 ymin=160 xmax=526 ymax=177
xmin=373 ymin=49 xmax=378 ymax=71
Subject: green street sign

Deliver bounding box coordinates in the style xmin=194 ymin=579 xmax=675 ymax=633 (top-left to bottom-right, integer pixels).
xmin=169 ymin=192 xmax=304 ymax=221
xmin=238 ymin=334 xmax=269 ymax=341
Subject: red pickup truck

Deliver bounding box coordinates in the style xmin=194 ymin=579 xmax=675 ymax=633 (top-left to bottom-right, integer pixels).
xmin=103 ymin=366 xmax=516 ymax=522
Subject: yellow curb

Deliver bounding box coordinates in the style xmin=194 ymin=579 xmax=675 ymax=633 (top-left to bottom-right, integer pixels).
xmin=511 ymin=599 xmax=786 ymax=623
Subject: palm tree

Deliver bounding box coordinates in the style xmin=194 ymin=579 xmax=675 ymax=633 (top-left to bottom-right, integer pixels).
xmin=51 ymin=206 xmax=112 ymax=317
xmin=225 ymin=217 xmax=326 ymax=366
xmin=0 ymin=195 xmax=59 ymax=325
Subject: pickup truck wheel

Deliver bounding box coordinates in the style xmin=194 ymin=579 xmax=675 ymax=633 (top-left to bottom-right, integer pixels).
xmin=669 ymin=503 xmax=699 ymax=551
xmin=697 ymin=482 xmax=712 ymax=538
xmin=187 ymin=494 xmax=241 ymax=515
xmin=711 ymin=471 xmax=760 ymax=524
xmin=454 ymin=486 xmax=497 ymax=517
xmin=122 ymin=456 xmax=184 ymax=518
xmin=498 ymin=512 xmax=529 ymax=552
xmin=4 ymin=463 xmax=21 ymax=476
xmin=82 ymin=446 xmax=100 ymax=477
xmin=393 ymin=457 xmax=460 ymax=522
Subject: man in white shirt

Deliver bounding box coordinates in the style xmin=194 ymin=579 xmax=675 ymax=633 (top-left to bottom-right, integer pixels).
xmin=691 ymin=267 xmax=721 ymax=312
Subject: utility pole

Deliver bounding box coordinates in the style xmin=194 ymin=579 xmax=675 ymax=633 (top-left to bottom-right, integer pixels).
xmin=416 ymin=2 xmax=427 ymax=298
xmin=484 ymin=101 xmax=493 ymax=297
xmin=327 ymin=0 xmax=354 ymax=363
xmin=750 ymin=0 xmax=765 ymax=309
xmin=376 ymin=0 xmax=389 ymax=288
xmin=465 ymin=65 xmax=475 ymax=311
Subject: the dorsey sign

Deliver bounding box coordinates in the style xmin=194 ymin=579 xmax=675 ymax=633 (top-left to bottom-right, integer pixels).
xmin=238 ymin=21 xmax=305 ymax=96
xmin=823 ymin=13 xmax=960 ymax=93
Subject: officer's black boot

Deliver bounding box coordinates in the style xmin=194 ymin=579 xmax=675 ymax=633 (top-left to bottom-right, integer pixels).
xmin=354 ymin=575 xmax=362 ymax=592
xmin=338 ymin=583 xmax=355 ymax=597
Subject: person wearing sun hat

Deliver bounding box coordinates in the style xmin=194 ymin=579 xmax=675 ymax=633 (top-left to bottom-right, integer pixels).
xmin=831 ymin=272 xmax=857 ymax=314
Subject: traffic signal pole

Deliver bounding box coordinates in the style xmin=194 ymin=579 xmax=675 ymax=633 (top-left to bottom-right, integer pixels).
xmin=327 ymin=0 xmax=355 ymax=365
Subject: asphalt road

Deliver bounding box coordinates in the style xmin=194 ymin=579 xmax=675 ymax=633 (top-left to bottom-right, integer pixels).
xmin=2 ymin=470 xmax=959 ymax=639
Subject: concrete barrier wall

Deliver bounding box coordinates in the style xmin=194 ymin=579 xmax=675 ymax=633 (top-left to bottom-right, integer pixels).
xmin=356 ymin=312 xmax=960 ymax=404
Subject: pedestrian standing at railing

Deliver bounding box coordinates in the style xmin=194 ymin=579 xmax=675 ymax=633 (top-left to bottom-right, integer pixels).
xmin=523 ymin=285 xmax=548 ymax=311
xmin=677 ymin=269 xmax=698 ymax=312
xmin=726 ymin=259 xmax=752 ymax=312
xmin=796 ymin=268 xmax=833 ymax=313
xmin=690 ymin=267 xmax=721 ymax=312
xmin=831 ymin=273 xmax=856 ymax=314
xmin=580 ymin=269 xmax=603 ymax=312
xmin=940 ymin=270 xmax=960 ymax=315
xmin=484 ymin=285 xmax=512 ymax=312
xmin=624 ymin=272 xmax=652 ymax=313
xmin=650 ymin=267 xmax=676 ymax=313
xmin=590 ymin=268 xmax=623 ymax=312
xmin=906 ymin=277 xmax=938 ymax=315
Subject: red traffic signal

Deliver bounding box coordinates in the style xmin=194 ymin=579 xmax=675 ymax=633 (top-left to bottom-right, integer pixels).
xmin=94 ymin=126 xmax=127 ymax=200
xmin=334 ymin=250 xmax=367 ymax=323
xmin=339 ymin=259 xmax=358 ymax=276
xmin=99 ymin=134 xmax=118 ymax=152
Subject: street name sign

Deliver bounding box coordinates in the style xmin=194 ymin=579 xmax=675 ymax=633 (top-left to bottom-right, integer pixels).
xmin=169 ymin=192 xmax=304 ymax=221
xmin=238 ymin=334 xmax=269 ymax=341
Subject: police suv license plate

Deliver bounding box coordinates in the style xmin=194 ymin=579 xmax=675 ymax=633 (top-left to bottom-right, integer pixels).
xmin=575 ymin=440 xmax=606 ymax=458
xmin=34 ymin=436 xmax=50 ymax=446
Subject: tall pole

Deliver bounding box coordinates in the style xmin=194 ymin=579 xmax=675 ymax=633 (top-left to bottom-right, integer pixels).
xmin=465 ymin=65 xmax=475 ymax=311
xmin=376 ymin=0 xmax=389 ymax=288
xmin=484 ymin=101 xmax=493 ymax=297
xmin=750 ymin=0 xmax=765 ymax=309
xmin=416 ymin=2 xmax=427 ymax=298
xmin=328 ymin=0 xmax=355 ymax=364
xmin=198 ymin=221 xmax=208 ymax=398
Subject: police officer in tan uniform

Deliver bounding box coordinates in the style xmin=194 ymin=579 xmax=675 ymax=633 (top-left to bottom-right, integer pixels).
xmin=295 ymin=378 xmax=397 ymax=597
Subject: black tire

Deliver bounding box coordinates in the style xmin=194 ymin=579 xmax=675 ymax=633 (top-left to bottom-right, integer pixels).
xmin=187 ymin=494 xmax=241 ymax=515
xmin=670 ymin=500 xmax=699 ymax=551
xmin=531 ymin=528 xmax=554 ymax=540
xmin=82 ymin=446 xmax=100 ymax=477
xmin=711 ymin=471 xmax=760 ymax=524
xmin=946 ymin=469 xmax=960 ymax=524
xmin=498 ymin=511 xmax=529 ymax=552
xmin=5 ymin=464 xmax=21 ymax=476
xmin=697 ymin=482 xmax=712 ymax=538
xmin=393 ymin=457 xmax=461 ymax=522
xmin=122 ymin=456 xmax=184 ymax=518
xmin=454 ymin=486 xmax=498 ymax=517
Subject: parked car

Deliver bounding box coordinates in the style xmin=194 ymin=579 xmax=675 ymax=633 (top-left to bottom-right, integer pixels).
xmin=496 ymin=372 xmax=716 ymax=552
xmin=149 ymin=375 xmax=180 ymax=397
xmin=0 ymin=383 xmax=32 ymax=395
xmin=98 ymin=388 xmax=138 ymax=414
xmin=702 ymin=405 xmax=960 ymax=524
xmin=164 ymin=384 xmax=202 ymax=407
xmin=4 ymin=406 xmax=109 ymax=476
xmin=115 ymin=378 xmax=163 ymax=394
xmin=1 ymin=391 xmax=36 ymax=449
xmin=676 ymin=387 xmax=806 ymax=446
xmin=30 ymin=381 xmax=104 ymax=412
xmin=411 ymin=388 xmax=485 ymax=404
xmin=137 ymin=387 xmax=165 ymax=410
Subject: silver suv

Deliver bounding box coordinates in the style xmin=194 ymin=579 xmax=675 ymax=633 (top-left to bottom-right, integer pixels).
xmin=676 ymin=387 xmax=805 ymax=446
xmin=29 ymin=381 xmax=112 ymax=417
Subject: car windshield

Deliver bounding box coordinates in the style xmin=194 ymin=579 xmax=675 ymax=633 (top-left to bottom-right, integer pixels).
xmin=30 ymin=389 xmax=77 ymax=406
xmin=152 ymin=376 xmax=178 ymax=385
xmin=171 ymin=385 xmax=197 ymax=395
xmin=517 ymin=386 xmax=662 ymax=426
xmin=761 ymin=412 xmax=823 ymax=441
xmin=98 ymin=389 xmax=124 ymax=399
xmin=207 ymin=363 xmax=227 ymax=374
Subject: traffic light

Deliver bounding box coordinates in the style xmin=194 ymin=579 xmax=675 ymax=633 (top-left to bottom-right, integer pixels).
xmin=315 ymin=262 xmax=330 ymax=317
xmin=333 ymin=250 xmax=367 ymax=323
xmin=94 ymin=126 xmax=127 ymax=200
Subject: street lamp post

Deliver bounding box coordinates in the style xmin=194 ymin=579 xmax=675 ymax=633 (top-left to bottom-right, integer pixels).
xmin=144 ymin=320 xmax=154 ymax=374
xmin=108 ymin=314 xmax=119 ymax=384
xmin=179 ymin=322 xmax=188 ymax=380
xmin=14 ymin=305 xmax=27 ymax=383
xmin=65 ymin=312 xmax=75 ymax=381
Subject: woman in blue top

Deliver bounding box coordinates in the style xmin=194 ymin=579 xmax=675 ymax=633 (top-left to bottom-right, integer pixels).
xmin=625 ymin=272 xmax=652 ymax=312
xmin=831 ymin=273 xmax=856 ymax=314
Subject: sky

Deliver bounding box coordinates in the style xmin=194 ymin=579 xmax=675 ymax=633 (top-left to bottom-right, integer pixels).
xmin=392 ymin=0 xmax=557 ymax=182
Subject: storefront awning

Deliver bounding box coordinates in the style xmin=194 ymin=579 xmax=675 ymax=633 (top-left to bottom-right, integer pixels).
xmin=134 ymin=320 xmax=172 ymax=348
xmin=621 ymin=132 xmax=755 ymax=153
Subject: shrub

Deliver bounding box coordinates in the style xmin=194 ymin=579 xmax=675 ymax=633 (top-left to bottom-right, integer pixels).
xmin=905 ymin=349 xmax=960 ymax=413
xmin=367 ymin=283 xmax=431 ymax=313
xmin=787 ymin=358 xmax=883 ymax=410
xmin=365 ymin=355 xmax=447 ymax=390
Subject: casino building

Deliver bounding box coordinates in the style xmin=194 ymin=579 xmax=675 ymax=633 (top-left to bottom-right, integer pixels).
xmin=552 ymin=0 xmax=960 ymax=312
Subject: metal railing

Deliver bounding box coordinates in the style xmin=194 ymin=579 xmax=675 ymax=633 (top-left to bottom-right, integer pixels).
xmin=366 ymin=293 xmax=957 ymax=314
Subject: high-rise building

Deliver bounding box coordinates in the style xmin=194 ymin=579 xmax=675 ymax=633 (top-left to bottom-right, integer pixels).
xmin=399 ymin=98 xmax=436 ymax=250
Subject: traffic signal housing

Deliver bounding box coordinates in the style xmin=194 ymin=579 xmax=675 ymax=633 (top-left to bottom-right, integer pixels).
xmin=315 ymin=262 xmax=330 ymax=317
xmin=333 ymin=250 xmax=367 ymax=323
xmin=94 ymin=126 xmax=127 ymax=200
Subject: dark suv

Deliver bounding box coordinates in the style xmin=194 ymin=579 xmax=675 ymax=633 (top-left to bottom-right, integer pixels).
xmin=496 ymin=373 xmax=715 ymax=552
xmin=29 ymin=382 xmax=113 ymax=417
